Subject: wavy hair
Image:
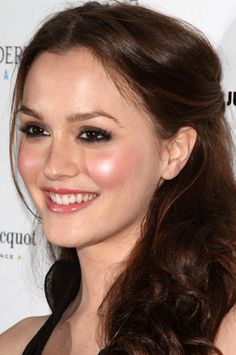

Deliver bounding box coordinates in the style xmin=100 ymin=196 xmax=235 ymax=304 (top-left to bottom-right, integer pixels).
xmin=10 ymin=1 xmax=236 ymax=353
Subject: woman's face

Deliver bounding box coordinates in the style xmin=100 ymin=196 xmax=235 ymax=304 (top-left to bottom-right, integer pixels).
xmin=18 ymin=48 xmax=165 ymax=252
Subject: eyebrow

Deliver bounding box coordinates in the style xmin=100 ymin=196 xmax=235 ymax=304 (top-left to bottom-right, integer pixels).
xmin=18 ymin=105 xmax=120 ymax=125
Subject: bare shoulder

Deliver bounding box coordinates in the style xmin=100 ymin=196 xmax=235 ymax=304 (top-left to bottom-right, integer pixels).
xmin=215 ymin=304 xmax=236 ymax=355
xmin=0 ymin=315 xmax=49 ymax=355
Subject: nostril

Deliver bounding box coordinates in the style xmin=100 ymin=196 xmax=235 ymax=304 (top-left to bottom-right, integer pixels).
xmin=43 ymin=152 xmax=80 ymax=180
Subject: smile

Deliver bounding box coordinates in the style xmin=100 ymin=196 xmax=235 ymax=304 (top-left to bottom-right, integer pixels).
xmin=50 ymin=192 xmax=97 ymax=205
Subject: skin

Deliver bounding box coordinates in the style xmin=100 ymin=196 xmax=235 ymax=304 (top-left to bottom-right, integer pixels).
xmin=0 ymin=48 xmax=203 ymax=354
xmin=215 ymin=305 xmax=236 ymax=354
xmin=18 ymin=48 xmax=168 ymax=353
xmin=18 ymin=49 xmax=165 ymax=254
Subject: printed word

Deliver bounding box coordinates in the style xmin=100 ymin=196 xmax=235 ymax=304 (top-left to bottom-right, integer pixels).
xmin=226 ymin=91 xmax=236 ymax=106
xmin=0 ymin=231 xmax=36 ymax=249
xmin=0 ymin=46 xmax=23 ymax=64
xmin=0 ymin=253 xmax=13 ymax=259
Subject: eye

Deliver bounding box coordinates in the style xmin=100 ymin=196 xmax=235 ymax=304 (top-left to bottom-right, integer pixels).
xmin=19 ymin=123 xmax=50 ymax=137
xmin=79 ymin=127 xmax=112 ymax=143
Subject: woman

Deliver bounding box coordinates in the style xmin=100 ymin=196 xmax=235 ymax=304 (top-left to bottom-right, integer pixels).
xmin=1 ymin=1 xmax=236 ymax=354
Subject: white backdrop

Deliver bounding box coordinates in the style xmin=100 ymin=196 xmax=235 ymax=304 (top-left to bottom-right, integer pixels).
xmin=0 ymin=0 xmax=236 ymax=333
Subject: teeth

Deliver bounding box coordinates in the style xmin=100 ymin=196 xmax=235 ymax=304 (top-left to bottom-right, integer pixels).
xmin=50 ymin=192 xmax=96 ymax=205
xmin=76 ymin=194 xmax=83 ymax=203
xmin=68 ymin=195 xmax=76 ymax=204
xmin=83 ymin=195 xmax=89 ymax=202
xmin=55 ymin=194 xmax=62 ymax=205
xmin=62 ymin=195 xmax=69 ymax=205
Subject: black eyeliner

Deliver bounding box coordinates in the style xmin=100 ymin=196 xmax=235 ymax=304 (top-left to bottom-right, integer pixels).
xmin=79 ymin=126 xmax=112 ymax=143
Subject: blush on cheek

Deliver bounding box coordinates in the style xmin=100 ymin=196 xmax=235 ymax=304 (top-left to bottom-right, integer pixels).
xmin=18 ymin=144 xmax=41 ymax=182
xmin=87 ymin=149 xmax=141 ymax=188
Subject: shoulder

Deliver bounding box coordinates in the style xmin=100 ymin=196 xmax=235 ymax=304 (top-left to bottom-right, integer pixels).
xmin=215 ymin=304 xmax=236 ymax=354
xmin=0 ymin=315 xmax=49 ymax=354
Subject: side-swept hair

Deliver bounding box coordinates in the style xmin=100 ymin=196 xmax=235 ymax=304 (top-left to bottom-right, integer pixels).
xmin=10 ymin=2 xmax=236 ymax=353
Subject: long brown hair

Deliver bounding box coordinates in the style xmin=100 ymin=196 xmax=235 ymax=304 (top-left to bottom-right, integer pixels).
xmin=10 ymin=1 xmax=236 ymax=353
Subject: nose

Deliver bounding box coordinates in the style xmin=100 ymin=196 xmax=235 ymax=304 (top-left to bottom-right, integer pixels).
xmin=43 ymin=140 xmax=81 ymax=181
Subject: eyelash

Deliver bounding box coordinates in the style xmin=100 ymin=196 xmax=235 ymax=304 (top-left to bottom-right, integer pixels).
xmin=18 ymin=123 xmax=112 ymax=143
xmin=19 ymin=123 xmax=49 ymax=137
xmin=79 ymin=127 xmax=112 ymax=142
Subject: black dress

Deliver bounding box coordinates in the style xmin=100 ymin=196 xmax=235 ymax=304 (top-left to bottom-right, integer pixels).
xmin=22 ymin=260 xmax=127 ymax=355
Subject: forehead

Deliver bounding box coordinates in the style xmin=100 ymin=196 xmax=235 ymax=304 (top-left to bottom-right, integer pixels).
xmin=22 ymin=48 xmax=156 ymax=133
xmin=23 ymin=48 xmax=116 ymax=98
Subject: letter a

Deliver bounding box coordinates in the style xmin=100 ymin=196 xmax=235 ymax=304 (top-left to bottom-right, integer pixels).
xmin=3 ymin=69 xmax=8 ymax=80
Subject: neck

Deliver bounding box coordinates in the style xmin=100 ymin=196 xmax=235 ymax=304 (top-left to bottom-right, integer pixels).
xmin=75 ymin=226 xmax=140 ymax=314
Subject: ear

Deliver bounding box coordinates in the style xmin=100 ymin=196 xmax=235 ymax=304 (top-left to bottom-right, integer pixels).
xmin=160 ymin=127 xmax=197 ymax=180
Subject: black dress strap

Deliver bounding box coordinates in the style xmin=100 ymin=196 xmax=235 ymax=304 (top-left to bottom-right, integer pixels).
xmin=22 ymin=313 xmax=55 ymax=355
xmin=21 ymin=260 xmax=127 ymax=354
xmin=22 ymin=260 xmax=81 ymax=354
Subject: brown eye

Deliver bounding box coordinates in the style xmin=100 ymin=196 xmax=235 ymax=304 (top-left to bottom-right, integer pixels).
xmin=19 ymin=124 xmax=50 ymax=137
xmin=79 ymin=127 xmax=111 ymax=143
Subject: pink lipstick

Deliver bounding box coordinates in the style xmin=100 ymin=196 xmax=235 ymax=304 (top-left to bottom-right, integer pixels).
xmin=42 ymin=187 xmax=98 ymax=214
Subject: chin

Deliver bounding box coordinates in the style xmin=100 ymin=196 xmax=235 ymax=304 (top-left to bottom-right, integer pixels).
xmin=42 ymin=225 xmax=95 ymax=250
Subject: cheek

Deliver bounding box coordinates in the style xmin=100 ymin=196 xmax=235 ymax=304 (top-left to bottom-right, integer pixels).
xmin=87 ymin=148 xmax=140 ymax=189
xmin=18 ymin=141 xmax=42 ymax=183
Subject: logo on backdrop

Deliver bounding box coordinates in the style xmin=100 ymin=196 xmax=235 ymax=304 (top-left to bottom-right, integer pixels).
xmin=227 ymin=91 xmax=236 ymax=106
xmin=0 ymin=230 xmax=36 ymax=261
xmin=0 ymin=45 xmax=23 ymax=81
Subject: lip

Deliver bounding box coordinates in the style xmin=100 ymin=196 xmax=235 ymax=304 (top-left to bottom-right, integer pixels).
xmin=42 ymin=187 xmax=98 ymax=194
xmin=42 ymin=187 xmax=99 ymax=214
